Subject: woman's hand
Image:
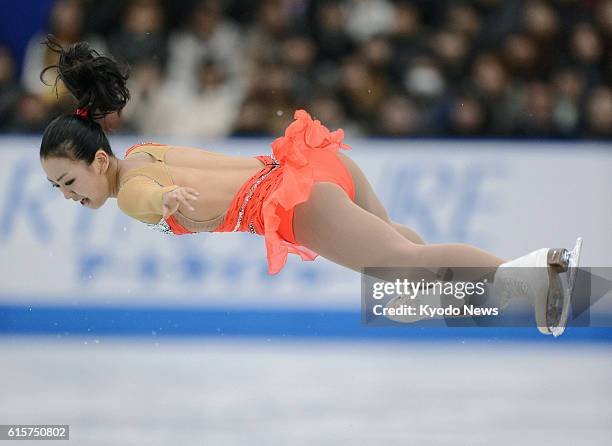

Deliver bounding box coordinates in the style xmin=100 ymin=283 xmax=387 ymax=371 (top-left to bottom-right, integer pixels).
xmin=162 ymin=187 xmax=200 ymax=219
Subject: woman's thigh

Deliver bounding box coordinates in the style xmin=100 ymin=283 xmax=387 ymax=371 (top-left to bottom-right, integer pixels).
xmin=336 ymin=152 xmax=392 ymax=223
xmin=293 ymin=181 xmax=420 ymax=271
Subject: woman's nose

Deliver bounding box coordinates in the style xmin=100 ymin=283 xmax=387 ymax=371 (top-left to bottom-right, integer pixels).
xmin=61 ymin=188 xmax=75 ymax=200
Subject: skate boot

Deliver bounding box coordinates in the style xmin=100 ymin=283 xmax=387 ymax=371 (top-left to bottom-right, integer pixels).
xmin=492 ymin=238 xmax=583 ymax=337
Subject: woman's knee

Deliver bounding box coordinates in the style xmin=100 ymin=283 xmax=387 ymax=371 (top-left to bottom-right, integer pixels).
xmin=390 ymin=221 xmax=426 ymax=245
xmin=368 ymin=239 xmax=426 ymax=268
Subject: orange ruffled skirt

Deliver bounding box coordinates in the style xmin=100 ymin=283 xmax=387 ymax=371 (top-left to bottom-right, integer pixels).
xmin=212 ymin=110 xmax=356 ymax=274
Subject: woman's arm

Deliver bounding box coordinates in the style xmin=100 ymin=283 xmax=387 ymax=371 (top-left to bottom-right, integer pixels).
xmin=117 ymin=175 xmax=179 ymax=223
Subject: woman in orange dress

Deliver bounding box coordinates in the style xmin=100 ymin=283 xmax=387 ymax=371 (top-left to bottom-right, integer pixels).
xmin=39 ymin=39 xmax=577 ymax=335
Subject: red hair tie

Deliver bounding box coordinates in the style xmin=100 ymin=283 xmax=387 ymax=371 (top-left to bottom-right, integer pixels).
xmin=75 ymin=107 xmax=89 ymax=118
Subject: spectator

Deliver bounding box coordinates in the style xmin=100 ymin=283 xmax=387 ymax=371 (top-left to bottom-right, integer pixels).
xmin=280 ymin=33 xmax=319 ymax=104
xmin=552 ymin=68 xmax=587 ymax=136
xmin=247 ymin=62 xmax=297 ymax=123
xmin=138 ymin=57 xmax=244 ymax=137
xmin=307 ymin=93 xmax=363 ymax=137
xmin=388 ymin=3 xmax=425 ymax=79
xmin=121 ymin=61 xmax=165 ymax=133
xmin=514 ymin=82 xmax=558 ymax=137
xmin=521 ymin=1 xmax=560 ymax=77
xmin=0 ymin=46 xmax=21 ymax=130
xmin=240 ymin=0 xmax=289 ymax=75
xmin=344 ymin=0 xmax=395 ymax=43
xmin=569 ymin=22 xmax=605 ymax=85
xmin=338 ymin=55 xmax=388 ymax=124
xmin=4 ymin=94 xmax=51 ymax=133
xmin=430 ymin=29 xmax=470 ymax=83
xmin=447 ymin=95 xmax=489 ymax=136
xmin=389 ymin=2 xmax=422 ymax=50
xmin=595 ymin=0 xmax=612 ymax=81
xmin=21 ymin=0 xmax=106 ymax=111
xmin=166 ymin=0 xmax=242 ymax=93
xmin=584 ymin=86 xmax=612 ymax=138
xmin=403 ymin=56 xmax=446 ymax=101
xmin=0 ymin=0 xmax=608 ymax=139
xmin=313 ymin=1 xmax=354 ymax=63
xmin=472 ymin=0 xmax=523 ymax=46
xmin=502 ymin=33 xmax=539 ymax=80
xmin=107 ymin=0 xmax=168 ymax=69
xmin=107 ymin=0 xmax=167 ymax=133
xmin=470 ymin=53 xmax=518 ymax=135
xmin=596 ymin=0 xmax=612 ymax=37
xmin=232 ymin=99 xmax=271 ymax=137
xmin=446 ymin=3 xmax=482 ymax=42
xmin=523 ymin=0 xmax=560 ymax=43
xmin=374 ymin=94 xmax=420 ymax=136
xmin=360 ymin=35 xmax=394 ymax=76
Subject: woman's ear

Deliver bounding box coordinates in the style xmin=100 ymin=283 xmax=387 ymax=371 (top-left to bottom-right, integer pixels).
xmin=94 ymin=149 xmax=110 ymax=174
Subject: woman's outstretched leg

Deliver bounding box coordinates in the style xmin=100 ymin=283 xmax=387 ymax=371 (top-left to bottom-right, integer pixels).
xmin=294 ymin=182 xmax=571 ymax=335
xmin=293 ymin=182 xmax=505 ymax=278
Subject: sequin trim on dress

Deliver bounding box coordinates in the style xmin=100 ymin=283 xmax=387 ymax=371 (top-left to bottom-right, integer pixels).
xmin=232 ymin=159 xmax=280 ymax=233
xmin=146 ymin=218 xmax=174 ymax=235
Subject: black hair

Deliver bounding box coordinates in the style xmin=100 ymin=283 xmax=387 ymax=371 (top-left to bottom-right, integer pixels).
xmin=39 ymin=35 xmax=130 ymax=164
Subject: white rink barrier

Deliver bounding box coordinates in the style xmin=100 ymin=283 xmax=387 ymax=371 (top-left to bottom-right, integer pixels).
xmin=0 ymin=136 xmax=610 ymax=310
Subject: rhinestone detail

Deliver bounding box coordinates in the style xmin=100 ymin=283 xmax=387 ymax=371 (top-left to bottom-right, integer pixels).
xmin=232 ymin=160 xmax=279 ymax=232
xmin=146 ymin=218 xmax=173 ymax=235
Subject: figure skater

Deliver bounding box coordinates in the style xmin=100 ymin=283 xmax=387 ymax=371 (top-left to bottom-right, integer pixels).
xmin=39 ymin=39 xmax=580 ymax=336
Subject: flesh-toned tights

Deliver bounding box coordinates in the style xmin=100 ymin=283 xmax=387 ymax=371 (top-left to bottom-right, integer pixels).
xmin=293 ymin=153 xmax=506 ymax=283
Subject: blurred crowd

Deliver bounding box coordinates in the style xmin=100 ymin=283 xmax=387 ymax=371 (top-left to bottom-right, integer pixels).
xmin=0 ymin=0 xmax=611 ymax=138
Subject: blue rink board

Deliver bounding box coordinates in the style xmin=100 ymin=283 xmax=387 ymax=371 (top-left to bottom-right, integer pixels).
xmin=1 ymin=304 xmax=611 ymax=343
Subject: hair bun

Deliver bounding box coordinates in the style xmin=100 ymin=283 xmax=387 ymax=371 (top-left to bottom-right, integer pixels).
xmin=40 ymin=35 xmax=130 ymax=118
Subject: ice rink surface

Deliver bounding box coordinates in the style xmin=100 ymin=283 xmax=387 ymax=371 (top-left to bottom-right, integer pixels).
xmin=0 ymin=337 xmax=610 ymax=446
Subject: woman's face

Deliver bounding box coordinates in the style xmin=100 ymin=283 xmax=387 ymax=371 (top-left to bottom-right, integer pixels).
xmin=41 ymin=150 xmax=112 ymax=209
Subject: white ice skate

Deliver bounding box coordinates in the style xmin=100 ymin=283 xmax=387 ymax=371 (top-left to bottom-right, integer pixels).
xmin=492 ymin=237 xmax=583 ymax=337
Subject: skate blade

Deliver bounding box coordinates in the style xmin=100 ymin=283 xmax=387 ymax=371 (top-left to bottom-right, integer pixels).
xmin=540 ymin=237 xmax=583 ymax=337
xmin=550 ymin=237 xmax=583 ymax=337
